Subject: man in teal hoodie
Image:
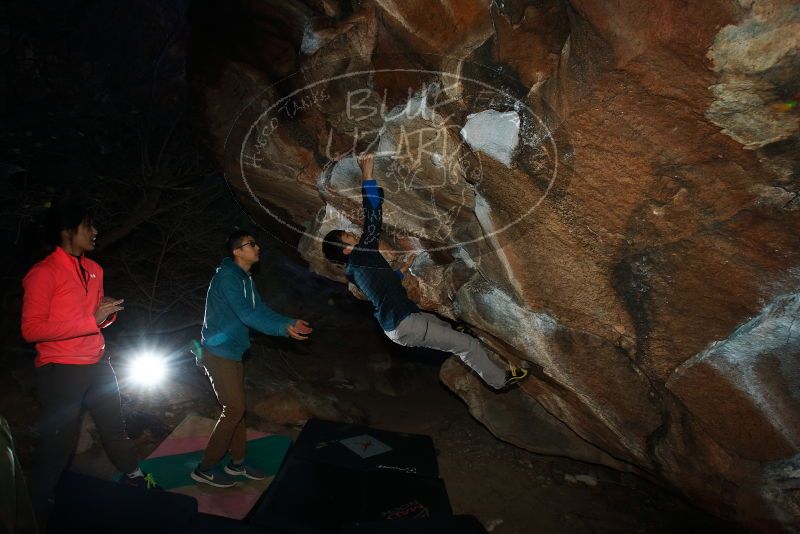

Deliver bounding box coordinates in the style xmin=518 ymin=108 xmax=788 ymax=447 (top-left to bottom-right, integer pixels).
xmin=191 ymin=230 xmax=312 ymax=487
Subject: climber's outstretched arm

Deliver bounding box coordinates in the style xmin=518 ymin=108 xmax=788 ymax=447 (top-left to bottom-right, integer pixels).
xmin=357 ymin=154 xmax=383 ymax=248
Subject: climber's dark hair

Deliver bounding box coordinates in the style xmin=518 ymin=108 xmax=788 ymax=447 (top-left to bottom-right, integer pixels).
xmin=226 ymin=229 xmax=252 ymax=257
xmin=322 ymin=230 xmax=349 ymax=264
xmin=46 ymin=198 xmax=94 ymax=246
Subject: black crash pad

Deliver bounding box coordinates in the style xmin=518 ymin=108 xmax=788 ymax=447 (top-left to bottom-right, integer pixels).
xmin=344 ymin=515 xmax=487 ymax=533
xmin=250 ymin=457 xmax=452 ymax=533
xmin=49 ymin=471 xmax=197 ymax=534
xmin=291 ymin=419 xmax=439 ymax=478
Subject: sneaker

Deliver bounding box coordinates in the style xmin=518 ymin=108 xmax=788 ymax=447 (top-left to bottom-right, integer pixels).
xmin=224 ymin=460 xmax=266 ymax=480
xmin=122 ymin=471 xmax=162 ymax=490
xmin=454 ymin=323 xmax=477 ymax=337
xmin=503 ymin=365 xmax=529 ymax=388
xmin=190 ymin=465 xmax=236 ymax=488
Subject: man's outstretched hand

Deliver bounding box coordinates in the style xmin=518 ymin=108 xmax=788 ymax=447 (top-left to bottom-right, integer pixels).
xmin=287 ymin=319 xmax=313 ymax=341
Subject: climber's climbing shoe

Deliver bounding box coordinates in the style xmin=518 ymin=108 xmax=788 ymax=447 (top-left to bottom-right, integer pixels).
xmin=454 ymin=323 xmax=477 ymax=337
xmin=503 ymin=365 xmax=529 ymax=389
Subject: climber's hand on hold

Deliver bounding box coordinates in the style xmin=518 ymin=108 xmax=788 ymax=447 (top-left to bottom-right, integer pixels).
xmin=357 ymin=153 xmax=374 ymax=180
xmin=398 ymin=253 xmax=417 ymax=274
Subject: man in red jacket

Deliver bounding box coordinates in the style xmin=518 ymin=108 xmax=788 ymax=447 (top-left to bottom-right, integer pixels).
xmin=21 ymin=200 xmax=156 ymax=526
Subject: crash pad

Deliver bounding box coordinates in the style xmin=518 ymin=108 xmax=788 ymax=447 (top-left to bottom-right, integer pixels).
xmin=139 ymin=414 xmax=292 ymax=519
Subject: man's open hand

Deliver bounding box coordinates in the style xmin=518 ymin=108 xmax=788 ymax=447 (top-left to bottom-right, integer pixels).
xmin=287 ymin=319 xmax=313 ymax=341
xmin=95 ymin=297 xmax=124 ymax=325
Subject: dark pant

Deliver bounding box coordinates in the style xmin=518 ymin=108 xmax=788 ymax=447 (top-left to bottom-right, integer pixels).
xmin=29 ymin=358 xmax=139 ymax=523
xmin=199 ymin=352 xmax=246 ymax=469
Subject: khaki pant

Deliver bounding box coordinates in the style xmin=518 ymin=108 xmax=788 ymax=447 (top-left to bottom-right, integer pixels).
xmin=200 ymin=352 xmax=246 ymax=469
xmin=385 ymin=312 xmax=507 ymax=389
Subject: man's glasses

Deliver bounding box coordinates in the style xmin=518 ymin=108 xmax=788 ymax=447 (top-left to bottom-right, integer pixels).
xmin=236 ymin=240 xmax=258 ymax=249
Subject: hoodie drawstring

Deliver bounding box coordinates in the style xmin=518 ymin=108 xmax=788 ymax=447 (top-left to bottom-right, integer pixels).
xmin=243 ymin=278 xmax=255 ymax=309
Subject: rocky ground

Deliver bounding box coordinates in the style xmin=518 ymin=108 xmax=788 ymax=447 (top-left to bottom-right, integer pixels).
xmin=3 ymin=340 xmax=740 ymax=534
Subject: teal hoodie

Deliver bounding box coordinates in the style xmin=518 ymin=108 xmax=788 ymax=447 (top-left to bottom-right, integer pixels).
xmin=200 ymin=257 xmax=295 ymax=360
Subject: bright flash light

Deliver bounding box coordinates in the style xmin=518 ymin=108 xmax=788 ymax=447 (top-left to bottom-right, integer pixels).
xmin=130 ymin=353 xmax=167 ymax=386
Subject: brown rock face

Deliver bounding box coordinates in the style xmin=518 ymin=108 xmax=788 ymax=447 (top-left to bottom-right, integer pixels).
xmin=190 ymin=0 xmax=800 ymax=529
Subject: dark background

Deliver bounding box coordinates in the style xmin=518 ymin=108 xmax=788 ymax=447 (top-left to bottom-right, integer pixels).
xmin=0 ymin=0 xmax=351 ymax=455
xmin=2 ymin=0 xmax=249 ymax=350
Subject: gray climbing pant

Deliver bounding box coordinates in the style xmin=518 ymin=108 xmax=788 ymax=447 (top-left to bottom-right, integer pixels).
xmin=385 ymin=312 xmax=507 ymax=389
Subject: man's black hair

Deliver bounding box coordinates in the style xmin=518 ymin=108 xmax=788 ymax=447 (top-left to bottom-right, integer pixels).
xmin=226 ymin=229 xmax=252 ymax=257
xmin=322 ymin=230 xmax=349 ymax=264
xmin=45 ymin=199 xmax=94 ymax=246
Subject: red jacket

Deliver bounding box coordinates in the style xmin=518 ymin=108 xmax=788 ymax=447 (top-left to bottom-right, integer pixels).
xmin=21 ymin=247 xmax=115 ymax=367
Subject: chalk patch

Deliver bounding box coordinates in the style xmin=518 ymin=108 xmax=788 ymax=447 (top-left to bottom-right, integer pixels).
xmin=300 ymin=24 xmax=324 ymax=55
xmin=474 ymin=192 xmax=524 ymax=297
xmin=460 ymin=110 xmax=520 ymax=167
xmin=671 ymin=293 xmax=800 ymax=448
xmin=325 ymin=157 xmax=362 ymax=200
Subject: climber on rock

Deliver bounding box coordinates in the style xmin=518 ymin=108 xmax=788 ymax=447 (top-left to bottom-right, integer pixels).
xmin=321 ymin=153 xmax=528 ymax=391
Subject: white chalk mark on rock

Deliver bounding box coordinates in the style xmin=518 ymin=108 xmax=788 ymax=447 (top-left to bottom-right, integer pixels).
xmin=460 ymin=110 xmax=520 ymax=167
